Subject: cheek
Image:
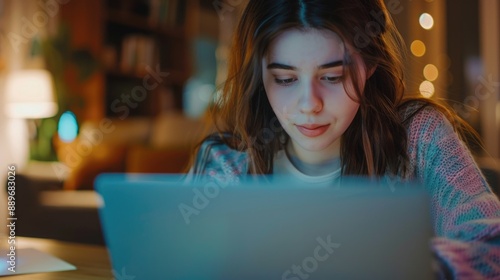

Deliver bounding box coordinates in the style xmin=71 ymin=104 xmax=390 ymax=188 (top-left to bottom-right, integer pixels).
xmin=264 ymin=86 xmax=292 ymax=117
xmin=266 ymin=91 xmax=285 ymax=119
xmin=324 ymin=91 xmax=359 ymax=121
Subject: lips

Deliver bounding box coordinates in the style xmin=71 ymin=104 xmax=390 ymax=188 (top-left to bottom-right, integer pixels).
xmin=296 ymin=124 xmax=330 ymax=137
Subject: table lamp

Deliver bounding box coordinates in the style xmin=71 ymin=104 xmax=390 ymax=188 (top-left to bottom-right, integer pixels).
xmin=4 ymin=69 xmax=58 ymax=168
xmin=4 ymin=69 xmax=58 ymax=119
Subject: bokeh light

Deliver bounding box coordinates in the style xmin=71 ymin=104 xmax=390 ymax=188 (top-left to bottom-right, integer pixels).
xmin=411 ymin=40 xmax=426 ymax=57
xmin=419 ymin=81 xmax=435 ymax=98
xmin=419 ymin=13 xmax=434 ymax=30
xmin=58 ymin=111 xmax=78 ymax=142
xmin=423 ymin=64 xmax=439 ymax=81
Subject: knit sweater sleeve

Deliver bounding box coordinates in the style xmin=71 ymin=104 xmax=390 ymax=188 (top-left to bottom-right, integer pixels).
xmin=189 ymin=135 xmax=249 ymax=184
xmin=406 ymin=105 xmax=500 ymax=278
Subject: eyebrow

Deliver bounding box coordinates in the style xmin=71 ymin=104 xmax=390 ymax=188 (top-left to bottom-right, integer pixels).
xmin=267 ymin=60 xmax=343 ymax=70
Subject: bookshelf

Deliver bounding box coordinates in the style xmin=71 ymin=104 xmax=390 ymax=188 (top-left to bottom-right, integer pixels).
xmin=60 ymin=0 xmax=200 ymax=122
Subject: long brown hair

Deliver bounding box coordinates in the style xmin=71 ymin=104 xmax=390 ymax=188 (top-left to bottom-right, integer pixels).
xmin=198 ymin=0 xmax=481 ymax=177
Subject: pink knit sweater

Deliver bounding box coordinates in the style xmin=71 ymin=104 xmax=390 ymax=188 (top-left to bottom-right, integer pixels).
xmin=191 ymin=103 xmax=500 ymax=278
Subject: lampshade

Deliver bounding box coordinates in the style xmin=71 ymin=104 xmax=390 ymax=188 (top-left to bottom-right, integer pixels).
xmin=4 ymin=69 xmax=58 ymax=119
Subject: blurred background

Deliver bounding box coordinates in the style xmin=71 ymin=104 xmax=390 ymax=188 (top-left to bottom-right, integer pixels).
xmin=0 ymin=0 xmax=498 ymax=244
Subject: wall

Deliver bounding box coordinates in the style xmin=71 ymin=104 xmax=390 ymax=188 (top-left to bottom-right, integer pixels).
xmin=479 ymin=0 xmax=500 ymax=159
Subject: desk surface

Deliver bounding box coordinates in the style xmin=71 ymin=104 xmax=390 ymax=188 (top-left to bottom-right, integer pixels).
xmin=2 ymin=237 xmax=112 ymax=279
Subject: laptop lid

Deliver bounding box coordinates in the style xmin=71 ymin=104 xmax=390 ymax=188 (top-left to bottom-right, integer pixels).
xmin=95 ymin=174 xmax=435 ymax=280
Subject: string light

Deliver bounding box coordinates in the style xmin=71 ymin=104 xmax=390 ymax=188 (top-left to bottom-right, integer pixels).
xmin=411 ymin=40 xmax=426 ymax=57
xmin=419 ymin=13 xmax=434 ymax=30
xmin=423 ymin=64 xmax=439 ymax=81
xmin=419 ymin=81 xmax=435 ymax=98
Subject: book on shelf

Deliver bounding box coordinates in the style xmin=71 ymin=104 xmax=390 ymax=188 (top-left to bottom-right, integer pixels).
xmin=148 ymin=0 xmax=185 ymax=27
xmin=120 ymin=35 xmax=159 ymax=75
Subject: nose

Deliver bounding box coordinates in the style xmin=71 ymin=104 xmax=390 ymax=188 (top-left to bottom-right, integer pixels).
xmin=298 ymin=81 xmax=323 ymax=114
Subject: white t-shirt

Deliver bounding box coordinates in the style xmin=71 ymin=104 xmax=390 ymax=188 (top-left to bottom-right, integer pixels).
xmin=273 ymin=150 xmax=342 ymax=187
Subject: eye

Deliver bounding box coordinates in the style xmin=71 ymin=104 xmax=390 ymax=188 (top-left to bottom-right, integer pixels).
xmin=274 ymin=78 xmax=297 ymax=86
xmin=321 ymin=76 xmax=343 ymax=84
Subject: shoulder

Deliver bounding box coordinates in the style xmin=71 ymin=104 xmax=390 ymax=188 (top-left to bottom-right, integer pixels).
xmin=399 ymin=100 xmax=455 ymax=141
xmin=398 ymin=100 xmax=466 ymax=179
xmin=192 ymin=133 xmax=249 ymax=177
xmin=400 ymin=100 xmax=450 ymax=125
xmin=399 ymin=100 xmax=489 ymax=189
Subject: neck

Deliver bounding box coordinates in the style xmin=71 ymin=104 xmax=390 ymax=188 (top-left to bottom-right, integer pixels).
xmin=287 ymin=139 xmax=341 ymax=165
xmin=286 ymin=141 xmax=341 ymax=176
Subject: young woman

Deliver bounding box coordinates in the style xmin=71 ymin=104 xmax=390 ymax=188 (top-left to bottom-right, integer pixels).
xmin=190 ymin=0 xmax=500 ymax=277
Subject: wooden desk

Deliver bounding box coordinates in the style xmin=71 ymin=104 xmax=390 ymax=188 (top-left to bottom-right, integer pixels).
xmin=2 ymin=237 xmax=112 ymax=279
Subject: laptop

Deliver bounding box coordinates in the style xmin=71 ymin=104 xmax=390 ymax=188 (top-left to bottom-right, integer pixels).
xmin=95 ymin=173 xmax=436 ymax=280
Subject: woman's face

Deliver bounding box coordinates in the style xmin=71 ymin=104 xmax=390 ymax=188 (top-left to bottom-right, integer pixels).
xmin=262 ymin=28 xmax=367 ymax=164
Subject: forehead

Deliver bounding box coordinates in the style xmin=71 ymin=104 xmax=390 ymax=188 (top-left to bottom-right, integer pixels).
xmin=265 ymin=28 xmax=345 ymax=64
